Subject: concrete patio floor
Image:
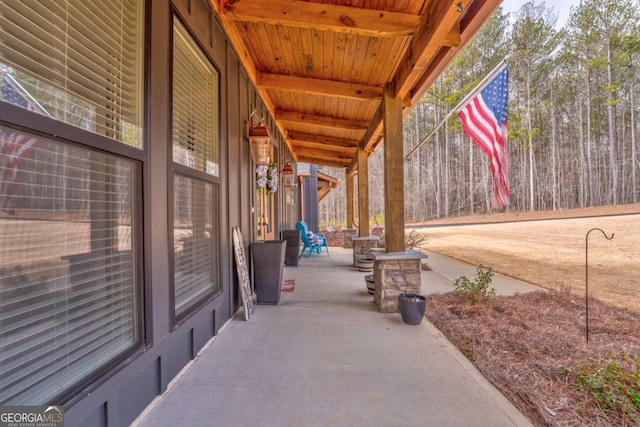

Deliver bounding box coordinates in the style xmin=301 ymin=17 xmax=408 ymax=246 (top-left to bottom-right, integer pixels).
xmin=134 ymin=247 xmax=537 ymax=427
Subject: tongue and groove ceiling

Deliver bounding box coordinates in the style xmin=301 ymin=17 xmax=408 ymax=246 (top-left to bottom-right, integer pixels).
xmin=211 ymin=0 xmax=501 ymax=169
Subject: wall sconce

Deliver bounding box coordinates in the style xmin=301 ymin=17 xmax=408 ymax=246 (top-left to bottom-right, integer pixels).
xmin=248 ymin=121 xmax=272 ymax=165
xmin=281 ymin=161 xmax=295 ymax=188
xmin=247 ymin=110 xmax=272 ymax=165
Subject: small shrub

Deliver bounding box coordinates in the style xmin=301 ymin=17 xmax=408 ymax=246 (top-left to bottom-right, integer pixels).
xmin=405 ymin=229 xmax=428 ymax=250
xmin=574 ymin=353 xmax=640 ymax=424
xmin=453 ymin=265 xmax=496 ymax=304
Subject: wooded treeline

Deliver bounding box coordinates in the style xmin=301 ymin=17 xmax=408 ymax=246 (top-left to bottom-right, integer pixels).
xmin=319 ymin=0 xmax=640 ymax=229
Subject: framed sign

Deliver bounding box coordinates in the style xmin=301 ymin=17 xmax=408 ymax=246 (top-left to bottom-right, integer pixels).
xmin=232 ymin=226 xmax=253 ymax=320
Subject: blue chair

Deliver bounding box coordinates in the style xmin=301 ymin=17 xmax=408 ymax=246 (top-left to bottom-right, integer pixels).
xmin=296 ymin=221 xmax=329 ymax=257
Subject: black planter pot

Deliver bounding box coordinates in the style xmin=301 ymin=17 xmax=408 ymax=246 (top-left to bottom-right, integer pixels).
xmin=251 ymin=240 xmax=286 ymax=305
xmin=398 ymin=293 xmax=426 ymax=325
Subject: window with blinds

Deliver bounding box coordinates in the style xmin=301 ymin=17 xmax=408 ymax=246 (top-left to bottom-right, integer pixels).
xmin=171 ymin=18 xmax=220 ymax=318
xmin=173 ymin=175 xmax=218 ymax=317
xmin=172 ymin=19 xmax=220 ymax=176
xmin=0 ymin=0 xmax=144 ymax=148
xmin=0 ymin=127 xmax=142 ymax=405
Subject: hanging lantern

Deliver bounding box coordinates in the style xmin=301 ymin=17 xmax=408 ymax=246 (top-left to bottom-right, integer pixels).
xmin=248 ymin=121 xmax=271 ymax=165
xmin=281 ymin=161 xmax=295 ymax=188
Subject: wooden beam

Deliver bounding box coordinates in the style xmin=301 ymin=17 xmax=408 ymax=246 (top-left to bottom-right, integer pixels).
xmin=258 ymin=72 xmax=383 ymax=100
xmin=359 ymin=102 xmax=384 ymax=152
xmin=409 ymin=0 xmax=502 ymax=104
xmin=293 ymin=146 xmax=355 ymax=161
xmin=296 ymin=156 xmax=350 ymax=168
xmin=287 ymin=131 xmax=360 ymax=148
xmin=275 ymin=109 xmax=368 ymax=131
xmin=346 ymin=172 xmax=354 ymax=228
xmin=393 ymin=0 xmax=470 ymax=100
xmin=291 ymin=140 xmax=357 ymax=155
xmin=357 ymin=147 xmax=369 ymax=236
xmin=220 ymin=0 xmax=420 ymax=37
xmin=382 ymin=82 xmax=405 ymax=252
xmin=442 ymin=22 xmax=462 ymax=47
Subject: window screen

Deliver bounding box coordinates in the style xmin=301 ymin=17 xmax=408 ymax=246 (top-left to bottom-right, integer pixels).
xmin=173 ymin=175 xmax=218 ymax=317
xmin=172 ymin=19 xmax=219 ymax=175
xmin=0 ymin=0 xmax=144 ymax=147
xmin=0 ymin=127 xmax=142 ymax=405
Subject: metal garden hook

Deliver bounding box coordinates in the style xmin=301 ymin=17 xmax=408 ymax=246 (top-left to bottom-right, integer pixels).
xmin=584 ymin=228 xmax=614 ymax=342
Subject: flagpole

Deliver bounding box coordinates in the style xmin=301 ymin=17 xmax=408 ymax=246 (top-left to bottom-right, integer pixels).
xmin=405 ymin=58 xmax=508 ymax=160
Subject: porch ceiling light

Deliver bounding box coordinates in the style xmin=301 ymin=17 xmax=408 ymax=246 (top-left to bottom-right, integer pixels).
xmin=248 ymin=121 xmax=272 ymax=165
xmin=281 ymin=161 xmax=295 ymax=188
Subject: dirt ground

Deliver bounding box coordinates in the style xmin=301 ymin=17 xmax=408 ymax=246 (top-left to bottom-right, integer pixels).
xmin=411 ymin=204 xmax=640 ymax=426
xmin=411 ymin=203 xmax=640 ymax=311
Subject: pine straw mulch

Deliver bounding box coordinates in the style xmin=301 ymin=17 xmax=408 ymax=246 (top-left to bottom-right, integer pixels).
xmin=425 ymin=289 xmax=640 ymax=426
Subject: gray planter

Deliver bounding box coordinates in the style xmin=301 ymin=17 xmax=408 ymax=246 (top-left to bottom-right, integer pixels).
xmin=251 ymin=240 xmax=286 ymax=305
xmin=398 ymin=293 xmax=426 ymax=325
xmin=282 ymin=230 xmax=301 ymax=266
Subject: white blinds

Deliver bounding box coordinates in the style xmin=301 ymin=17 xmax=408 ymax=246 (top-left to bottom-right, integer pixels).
xmin=0 ymin=0 xmax=143 ymax=147
xmin=0 ymin=127 xmax=141 ymax=405
xmin=172 ymin=19 xmax=219 ymax=175
xmin=173 ymin=175 xmax=217 ymax=316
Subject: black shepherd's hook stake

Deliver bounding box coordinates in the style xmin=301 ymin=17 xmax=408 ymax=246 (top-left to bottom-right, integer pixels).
xmin=585 ymin=228 xmax=615 ymax=342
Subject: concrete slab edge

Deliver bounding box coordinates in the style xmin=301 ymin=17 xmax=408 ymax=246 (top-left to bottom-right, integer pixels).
xmin=423 ymin=320 xmax=535 ymax=427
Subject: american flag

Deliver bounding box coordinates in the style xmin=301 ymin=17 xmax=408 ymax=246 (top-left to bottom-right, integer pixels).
xmin=1 ymin=73 xmax=50 ymax=213
xmin=458 ymin=65 xmax=510 ymax=209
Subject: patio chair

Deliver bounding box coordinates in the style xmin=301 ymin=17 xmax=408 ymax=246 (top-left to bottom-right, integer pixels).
xmin=296 ymin=221 xmax=329 ymax=257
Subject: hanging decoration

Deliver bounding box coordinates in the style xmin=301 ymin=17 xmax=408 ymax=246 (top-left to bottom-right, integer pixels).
xmin=256 ymin=162 xmax=278 ymax=195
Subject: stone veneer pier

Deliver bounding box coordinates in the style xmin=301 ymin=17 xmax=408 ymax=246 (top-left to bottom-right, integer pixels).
xmin=341 ymin=228 xmax=358 ymax=248
xmin=371 ymin=251 xmax=427 ymax=313
xmin=351 ymin=236 xmax=380 ymax=266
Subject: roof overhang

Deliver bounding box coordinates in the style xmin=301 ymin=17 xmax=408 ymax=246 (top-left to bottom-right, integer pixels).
xmin=211 ymin=0 xmax=502 ymax=170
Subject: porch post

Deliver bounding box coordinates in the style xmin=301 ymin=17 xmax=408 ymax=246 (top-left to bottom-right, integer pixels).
xmin=357 ymin=147 xmax=369 ymax=237
xmin=383 ymin=81 xmax=404 ymax=252
xmin=346 ymin=171 xmax=354 ymax=229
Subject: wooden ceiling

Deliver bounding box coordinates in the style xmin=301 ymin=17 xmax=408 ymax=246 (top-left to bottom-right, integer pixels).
xmin=211 ymin=0 xmax=501 ymax=169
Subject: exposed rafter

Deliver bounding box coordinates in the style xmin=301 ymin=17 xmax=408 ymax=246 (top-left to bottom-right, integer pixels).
xmin=275 ymin=110 xmax=369 ymax=131
xmin=293 ymin=146 xmax=354 ymax=161
xmin=291 ymin=140 xmax=357 ymax=156
xmin=220 ymin=0 xmax=420 ymax=37
xmin=287 ymin=131 xmax=360 ymax=148
xmin=296 ymin=156 xmax=350 ymax=168
xmin=258 ymin=73 xmax=383 ymax=100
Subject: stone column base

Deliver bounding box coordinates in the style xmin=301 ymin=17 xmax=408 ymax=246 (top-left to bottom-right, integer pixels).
xmin=341 ymin=228 xmax=358 ymax=248
xmin=351 ymin=236 xmax=380 ymax=266
xmin=371 ymin=251 xmax=427 ymax=313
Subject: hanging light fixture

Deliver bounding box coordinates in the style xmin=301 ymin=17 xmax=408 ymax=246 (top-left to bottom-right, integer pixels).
xmin=248 ymin=121 xmax=272 ymax=165
xmin=281 ymin=161 xmax=295 ymax=188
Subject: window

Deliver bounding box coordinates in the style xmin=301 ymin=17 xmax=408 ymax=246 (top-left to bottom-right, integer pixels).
xmin=171 ymin=18 xmax=220 ymax=319
xmin=0 ymin=127 xmax=142 ymax=405
xmin=0 ymin=1 xmax=144 ymax=147
xmin=172 ymin=19 xmax=219 ymax=175
xmin=173 ymin=176 xmax=217 ymax=316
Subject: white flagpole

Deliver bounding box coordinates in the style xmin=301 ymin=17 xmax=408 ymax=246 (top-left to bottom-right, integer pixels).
xmin=405 ymin=58 xmax=508 ymax=160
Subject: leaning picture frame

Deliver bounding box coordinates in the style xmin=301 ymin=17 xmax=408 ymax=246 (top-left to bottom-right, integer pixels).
xmin=232 ymin=226 xmax=254 ymax=320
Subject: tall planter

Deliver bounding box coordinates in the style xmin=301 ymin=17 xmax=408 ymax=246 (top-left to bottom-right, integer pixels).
xmin=282 ymin=230 xmax=301 ymax=266
xmin=251 ymin=240 xmax=286 ymax=305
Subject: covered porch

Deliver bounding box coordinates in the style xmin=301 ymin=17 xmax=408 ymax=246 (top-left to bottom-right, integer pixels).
xmin=135 ymin=247 xmax=534 ymax=426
